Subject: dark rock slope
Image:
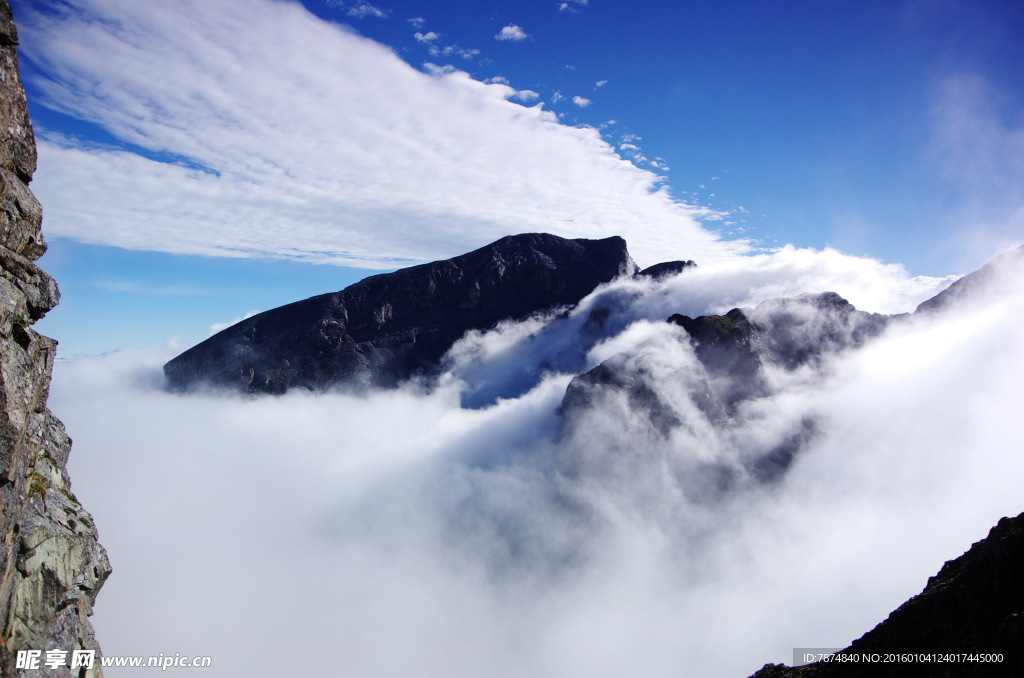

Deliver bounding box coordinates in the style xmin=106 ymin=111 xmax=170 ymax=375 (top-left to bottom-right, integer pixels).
xmin=165 ymin=233 xmax=637 ymax=393
xmin=748 ymin=512 xmax=1024 ymax=678
xmin=560 ymin=292 xmax=888 ymax=437
xmin=636 ymin=259 xmax=696 ymax=280
xmin=561 ymin=246 xmax=1024 ymax=441
xmin=915 ymin=244 xmax=1024 ymax=315
xmin=0 ymin=3 xmax=110 ymax=675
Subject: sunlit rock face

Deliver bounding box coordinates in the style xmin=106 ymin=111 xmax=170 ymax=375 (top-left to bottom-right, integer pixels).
xmin=164 ymin=233 xmax=637 ymax=394
xmin=0 ymin=2 xmax=110 ymax=675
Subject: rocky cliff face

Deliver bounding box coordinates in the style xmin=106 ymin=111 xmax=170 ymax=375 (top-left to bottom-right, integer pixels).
xmin=0 ymin=3 xmax=110 ymax=675
xmin=164 ymin=233 xmax=637 ymax=394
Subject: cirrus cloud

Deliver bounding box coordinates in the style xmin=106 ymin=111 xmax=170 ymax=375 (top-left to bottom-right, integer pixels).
xmin=18 ymin=0 xmax=739 ymax=269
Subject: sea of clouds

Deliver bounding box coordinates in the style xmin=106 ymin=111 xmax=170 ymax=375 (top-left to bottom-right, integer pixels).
xmin=13 ymin=0 xmax=1022 ymax=674
xmin=50 ymin=247 xmax=1023 ymax=677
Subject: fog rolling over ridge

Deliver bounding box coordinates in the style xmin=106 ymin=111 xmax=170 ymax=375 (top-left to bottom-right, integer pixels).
xmin=52 ymin=245 xmax=1024 ymax=677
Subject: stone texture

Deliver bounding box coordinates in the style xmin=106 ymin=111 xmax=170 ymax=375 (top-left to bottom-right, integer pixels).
xmin=0 ymin=3 xmax=34 ymax=186
xmin=165 ymin=233 xmax=637 ymax=394
xmin=0 ymin=3 xmax=110 ymax=675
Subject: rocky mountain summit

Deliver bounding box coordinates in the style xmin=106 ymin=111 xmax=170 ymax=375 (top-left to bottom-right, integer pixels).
xmin=0 ymin=3 xmax=109 ymax=675
xmin=555 ymin=291 xmax=890 ymax=488
xmin=563 ymin=290 xmax=888 ymax=423
xmin=165 ymin=233 xmax=636 ymax=393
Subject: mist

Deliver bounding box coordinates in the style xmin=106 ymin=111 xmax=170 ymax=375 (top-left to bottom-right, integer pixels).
xmin=51 ymin=247 xmax=1023 ymax=677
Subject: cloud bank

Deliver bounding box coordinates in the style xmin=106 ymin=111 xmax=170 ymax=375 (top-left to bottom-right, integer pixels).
xmin=51 ymin=249 xmax=1020 ymax=677
xmin=17 ymin=0 xmax=734 ymax=269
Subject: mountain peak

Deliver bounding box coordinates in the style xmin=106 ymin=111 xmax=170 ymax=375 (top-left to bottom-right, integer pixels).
xmin=164 ymin=233 xmax=638 ymax=393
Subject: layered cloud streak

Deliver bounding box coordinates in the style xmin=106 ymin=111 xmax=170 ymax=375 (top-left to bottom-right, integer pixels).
xmin=17 ymin=0 xmax=736 ymax=268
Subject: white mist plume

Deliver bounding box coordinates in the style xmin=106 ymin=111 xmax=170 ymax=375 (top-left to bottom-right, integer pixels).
xmin=53 ymin=248 xmax=1023 ymax=677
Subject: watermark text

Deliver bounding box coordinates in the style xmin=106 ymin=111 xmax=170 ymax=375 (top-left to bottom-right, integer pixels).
xmin=16 ymin=649 xmax=212 ymax=671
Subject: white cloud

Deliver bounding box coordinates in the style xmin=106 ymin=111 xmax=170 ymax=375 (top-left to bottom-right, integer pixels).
xmin=52 ymin=250 xmax=1022 ymax=677
xmin=595 ymin=80 xmax=608 ymax=88
xmin=558 ymin=0 xmax=588 ymax=12
xmin=338 ymin=2 xmax=389 ymax=19
xmin=495 ymin=24 xmax=529 ymax=42
xmin=408 ymin=17 xmax=425 ymax=28
xmin=670 ymin=245 xmax=957 ymax=314
xmin=572 ymin=95 xmax=591 ymax=107
xmin=513 ymin=89 xmax=540 ymax=102
xmin=414 ymin=31 xmax=439 ymax=43
xmin=427 ymin=43 xmax=481 ymax=60
xmin=207 ymin=310 xmax=261 ymax=336
xmin=19 ymin=0 xmax=741 ymax=270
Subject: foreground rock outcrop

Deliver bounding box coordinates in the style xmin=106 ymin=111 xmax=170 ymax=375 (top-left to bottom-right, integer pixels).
xmin=165 ymin=233 xmax=637 ymax=393
xmin=0 ymin=3 xmax=110 ymax=675
xmin=748 ymin=512 xmax=1024 ymax=678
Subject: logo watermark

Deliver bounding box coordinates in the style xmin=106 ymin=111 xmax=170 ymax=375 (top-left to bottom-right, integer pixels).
xmin=16 ymin=650 xmax=212 ymax=671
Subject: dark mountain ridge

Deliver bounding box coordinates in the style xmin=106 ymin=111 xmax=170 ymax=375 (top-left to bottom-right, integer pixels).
xmin=165 ymin=233 xmax=636 ymax=393
xmin=166 ymin=238 xmax=1022 ymax=399
xmin=555 ymin=291 xmax=890 ymax=489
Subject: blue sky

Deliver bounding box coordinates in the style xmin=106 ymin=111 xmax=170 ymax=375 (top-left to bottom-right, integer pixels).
xmin=11 ymin=0 xmax=1024 ymax=355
